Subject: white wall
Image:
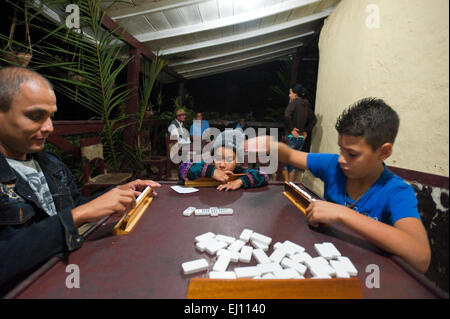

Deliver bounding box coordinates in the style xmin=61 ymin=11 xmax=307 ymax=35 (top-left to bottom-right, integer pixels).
xmin=304 ymin=0 xmax=449 ymax=194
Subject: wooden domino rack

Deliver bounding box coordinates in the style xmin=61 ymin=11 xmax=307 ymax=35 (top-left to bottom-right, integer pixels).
xmin=184 ymin=174 xmax=245 ymax=187
xmin=113 ymin=186 xmax=154 ymax=235
xmin=282 ymin=181 xmax=321 ymax=215
xmin=186 ymin=278 xmax=362 ymax=299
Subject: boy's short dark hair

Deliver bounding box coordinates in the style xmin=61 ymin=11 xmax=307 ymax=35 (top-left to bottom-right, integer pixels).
xmin=335 ymin=97 xmax=400 ymax=150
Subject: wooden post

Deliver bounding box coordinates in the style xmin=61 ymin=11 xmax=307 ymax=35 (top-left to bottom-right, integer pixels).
xmin=290 ymin=47 xmax=301 ymax=87
xmin=178 ymin=80 xmax=185 ymax=107
xmin=124 ymin=47 xmax=141 ymax=148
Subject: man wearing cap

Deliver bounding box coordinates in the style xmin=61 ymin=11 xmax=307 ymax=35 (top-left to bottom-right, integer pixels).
xmin=168 ymin=108 xmax=190 ymax=145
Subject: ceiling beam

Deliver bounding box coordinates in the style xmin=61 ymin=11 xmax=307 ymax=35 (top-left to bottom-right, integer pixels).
xmin=168 ymin=31 xmax=314 ymax=67
xmin=184 ymin=53 xmax=293 ymax=79
xmin=158 ymin=8 xmax=333 ymax=56
xmin=135 ymin=0 xmax=320 ymax=42
xmin=108 ymin=0 xmax=211 ymax=20
xmin=100 ymin=13 xmax=184 ymax=80
xmin=177 ymin=45 xmax=300 ymax=74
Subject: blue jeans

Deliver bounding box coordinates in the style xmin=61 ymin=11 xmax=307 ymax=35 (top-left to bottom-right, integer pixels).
xmin=283 ymin=136 xmax=305 ymax=172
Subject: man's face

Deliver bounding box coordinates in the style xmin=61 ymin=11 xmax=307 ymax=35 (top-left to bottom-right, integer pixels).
xmin=177 ymin=113 xmax=186 ymax=122
xmin=289 ymin=89 xmax=297 ymax=101
xmin=214 ymin=146 xmax=236 ymax=172
xmin=337 ymin=134 xmax=383 ymax=180
xmin=0 ymin=79 xmax=57 ymax=160
xmin=195 ymin=113 xmax=202 ymax=121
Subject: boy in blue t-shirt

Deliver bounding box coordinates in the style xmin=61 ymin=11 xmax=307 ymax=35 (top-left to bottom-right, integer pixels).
xmin=246 ymin=98 xmax=431 ymax=273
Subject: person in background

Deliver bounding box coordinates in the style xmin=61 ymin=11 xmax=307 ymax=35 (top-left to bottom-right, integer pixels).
xmin=283 ymin=84 xmax=317 ymax=182
xmin=179 ymin=130 xmax=268 ymax=191
xmin=167 ymin=108 xmax=190 ymax=145
xmin=226 ymin=114 xmax=249 ymax=132
xmin=190 ymin=112 xmax=210 ymax=140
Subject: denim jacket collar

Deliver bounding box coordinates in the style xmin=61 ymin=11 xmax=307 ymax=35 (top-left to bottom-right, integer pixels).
xmin=0 ymin=153 xmax=17 ymax=183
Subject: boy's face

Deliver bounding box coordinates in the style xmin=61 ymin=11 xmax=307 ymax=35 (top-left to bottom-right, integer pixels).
xmin=214 ymin=146 xmax=236 ymax=172
xmin=337 ymin=134 xmax=387 ymax=180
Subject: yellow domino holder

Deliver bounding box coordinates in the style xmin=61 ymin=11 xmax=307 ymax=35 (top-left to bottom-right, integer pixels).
xmin=184 ymin=174 xmax=245 ymax=188
xmin=113 ymin=186 xmax=153 ymax=235
xmin=282 ymin=181 xmax=312 ymax=215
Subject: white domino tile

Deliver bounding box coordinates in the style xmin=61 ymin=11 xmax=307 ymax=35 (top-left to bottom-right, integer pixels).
xmin=314 ymin=243 xmax=339 ymax=260
xmin=269 ymin=248 xmax=287 ymax=264
xmin=322 ymin=242 xmax=342 ymax=258
xmin=256 ymin=262 xmax=283 ymax=275
xmin=239 ymin=229 xmax=254 ymax=242
xmin=281 ymin=240 xmax=305 ymax=255
xmin=337 ymin=256 xmax=358 ymax=276
xmin=217 ymin=249 xmax=240 ymax=262
xmin=205 ymin=240 xmax=228 ymax=255
xmin=212 ymin=255 xmax=231 ymax=272
xmin=215 ymin=234 xmax=236 ymax=244
xmin=250 ymin=239 xmax=269 ymax=251
xmin=195 ymin=232 xmax=215 ymax=243
xmin=182 ymin=258 xmax=209 ymax=275
xmin=195 ymin=241 xmax=208 ymax=252
xmin=329 ymin=260 xmax=351 ymax=278
xmin=194 ymin=208 xmax=211 ymax=216
xmin=182 ymin=207 xmax=196 ymax=216
xmin=234 ymin=266 xmax=261 ymax=278
xmin=210 ymin=207 xmax=219 ymax=217
xmin=280 ymin=257 xmax=307 ymax=276
xmin=261 ymin=273 xmax=276 ymax=279
xmin=273 ymin=242 xmax=283 ymax=250
xmin=273 ymin=268 xmax=302 ymax=279
xmin=239 ymin=245 xmax=253 ymax=263
xmin=218 ymin=208 xmax=233 ymax=215
xmin=290 ymin=252 xmax=313 ymax=264
xmin=227 ymin=239 xmax=246 ymax=252
xmin=253 ymin=249 xmax=271 ymax=264
xmin=250 ymin=232 xmax=272 ymax=246
xmin=209 ymin=271 xmax=236 ymax=279
xmin=306 ymin=257 xmax=336 ymax=277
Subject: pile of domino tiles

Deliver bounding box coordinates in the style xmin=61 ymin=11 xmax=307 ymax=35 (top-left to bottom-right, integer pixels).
xmin=181 ymin=228 xmax=358 ymax=279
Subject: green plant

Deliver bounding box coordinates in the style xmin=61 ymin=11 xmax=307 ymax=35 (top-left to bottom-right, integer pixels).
xmin=269 ymin=57 xmax=292 ymax=105
xmin=134 ymin=55 xmax=167 ymax=163
xmin=16 ymin=0 xmax=134 ymax=172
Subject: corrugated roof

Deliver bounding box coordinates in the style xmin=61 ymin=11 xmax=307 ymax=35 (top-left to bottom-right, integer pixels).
xmin=102 ymin=0 xmax=339 ymax=81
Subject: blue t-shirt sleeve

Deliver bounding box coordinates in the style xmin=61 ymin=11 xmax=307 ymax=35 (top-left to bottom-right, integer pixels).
xmin=386 ymin=183 xmax=421 ymax=224
xmin=306 ymin=153 xmax=339 ymax=182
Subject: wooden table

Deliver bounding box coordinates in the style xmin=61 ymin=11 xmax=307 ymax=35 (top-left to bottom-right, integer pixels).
xmin=7 ymin=182 xmax=445 ymax=299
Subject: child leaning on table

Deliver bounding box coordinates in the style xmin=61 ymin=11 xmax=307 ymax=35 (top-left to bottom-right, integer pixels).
xmin=179 ymin=130 xmax=269 ymax=191
xmin=245 ymin=98 xmax=431 ymax=273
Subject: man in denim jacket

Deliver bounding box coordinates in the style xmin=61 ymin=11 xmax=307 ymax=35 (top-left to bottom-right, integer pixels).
xmin=0 ymin=67 xmax=160 ymax=295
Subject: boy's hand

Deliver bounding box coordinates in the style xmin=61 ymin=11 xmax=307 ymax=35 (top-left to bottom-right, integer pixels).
xmin=217 ymin=179 xmax=243 ymax=191
xmin=212 ymin=169 xmax=233 ymax=183
xmin=291 ymin=128 xmax=300 ymax=138
xmin=305 ymin=200 xmax=346 ymax=227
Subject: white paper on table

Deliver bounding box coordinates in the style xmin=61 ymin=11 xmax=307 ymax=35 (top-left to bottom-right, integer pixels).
xmin=170 ymin=185 xmax=199 ymax=194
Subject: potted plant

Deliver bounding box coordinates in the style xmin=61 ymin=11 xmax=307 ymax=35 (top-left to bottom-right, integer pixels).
xmin=1 ymin=1 xmax=34 ymax=66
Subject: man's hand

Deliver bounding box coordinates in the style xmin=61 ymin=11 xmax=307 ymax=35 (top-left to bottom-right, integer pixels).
xmin=72 ymin=179 xmax=161 ymax=227
xmin=217 ymin=179 xmax=243 ymax=191
xmin=212 ymin=169 xmax=233 ymax=183
xmin=116 ymin=179 xmax=161 ymax=196
xmin=304 ymin=200 xmax=347 ymax=227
